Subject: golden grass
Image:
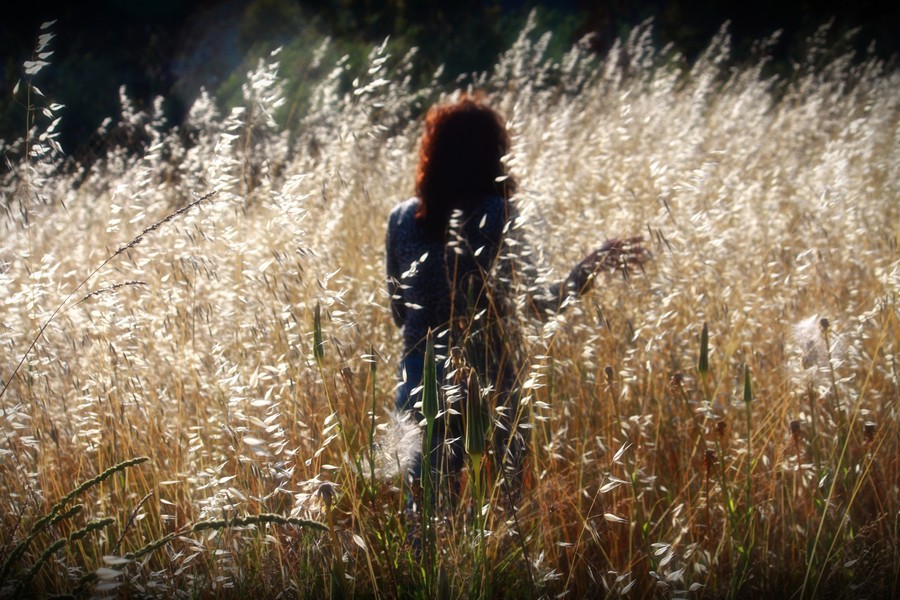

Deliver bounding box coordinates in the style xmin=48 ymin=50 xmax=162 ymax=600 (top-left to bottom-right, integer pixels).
xmin=1 ymin=18 xmax=898 ymax=599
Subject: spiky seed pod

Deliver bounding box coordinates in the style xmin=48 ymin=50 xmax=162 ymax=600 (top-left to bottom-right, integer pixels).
xmin=864 ymin=422 xmax=876 ymax=444
xmin=18 ymin=538 xmax=66 ymax=592
xmin=450 ymin=346 xmax=464 ymax=370
xmin=313 ymin=302 xmax=325 ymax=364
xmin=48 ymin=504 xmax=83 ymax=529
xmin=317 ymin=482 xmax=337 ymax=509
xmin=46 ymin=457 xmax=149 ymax=527
xmin=704 ymin=449 xmax=717 ymax=477
xmin=125 ymin=533 xmax=177 ymax=561
xmin=716 ymin=420 xmax=727 ymax=438
xmin=68 ymin=517 xmax=115 ymax=543
xmin=604 ymin=365 xmax=614 ymax=384
xmin=698 ymin=322 xmax=710 ymax=376
xmin=465 ymin=370 xmax=486 ymax=461
xmin=743 ymin=364 xmax=753 ymax=404
xmin=192 ymin=513 xmax=327 ymax=533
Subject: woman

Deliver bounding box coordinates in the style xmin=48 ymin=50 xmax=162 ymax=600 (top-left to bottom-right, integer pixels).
xmin=386 ymin=96 xmax=646 ymax=497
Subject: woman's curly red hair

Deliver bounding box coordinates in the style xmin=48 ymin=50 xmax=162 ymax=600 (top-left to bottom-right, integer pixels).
xmin=414 ymin=96 xmax=515 ymax=234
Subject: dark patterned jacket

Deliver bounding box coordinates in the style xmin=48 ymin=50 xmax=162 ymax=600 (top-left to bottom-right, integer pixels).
xmin=386 ymin=195 xmax=582 ymax=367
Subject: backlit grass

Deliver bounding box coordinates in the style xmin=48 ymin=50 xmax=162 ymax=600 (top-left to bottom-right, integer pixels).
xmin=1 ymin=16 xmax=897 ymax=599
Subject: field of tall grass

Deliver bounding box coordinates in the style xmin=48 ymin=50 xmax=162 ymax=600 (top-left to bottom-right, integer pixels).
xmin=1 ymin=16 xmax=898 ymax=598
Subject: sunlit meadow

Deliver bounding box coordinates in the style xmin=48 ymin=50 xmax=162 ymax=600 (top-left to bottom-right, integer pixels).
xmin=1 ymin=16 xmax=898 ymax=599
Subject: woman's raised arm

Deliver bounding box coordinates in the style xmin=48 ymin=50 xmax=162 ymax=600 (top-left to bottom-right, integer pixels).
xmin=492 ymin=206 xmax=649 ymax=320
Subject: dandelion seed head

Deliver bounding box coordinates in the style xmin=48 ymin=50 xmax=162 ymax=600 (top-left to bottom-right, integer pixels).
xmin=371 ymin=409 xmax=421 ymax=480
xmin=790 ymin=313 xmax=846 ymax=388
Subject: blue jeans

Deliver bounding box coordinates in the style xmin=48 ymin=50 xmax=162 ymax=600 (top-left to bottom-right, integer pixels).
xmin=395 ymin=354 xmax=428 ymax=413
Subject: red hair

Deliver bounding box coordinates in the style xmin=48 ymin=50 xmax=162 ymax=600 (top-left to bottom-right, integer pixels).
xmin=414 ymin=96 xmax=515 ymax=235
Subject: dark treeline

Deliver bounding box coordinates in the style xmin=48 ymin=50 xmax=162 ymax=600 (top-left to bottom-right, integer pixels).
xmin=1 ymin=0 xmax=896 ymax=158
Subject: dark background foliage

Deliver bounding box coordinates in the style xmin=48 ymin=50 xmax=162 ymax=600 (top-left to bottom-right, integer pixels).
xmin=1 ymin=0 xmax=896 ymax=157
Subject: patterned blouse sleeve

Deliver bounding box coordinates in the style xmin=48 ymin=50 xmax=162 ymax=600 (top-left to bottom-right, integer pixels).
xmin=385 ymin=209 xmax=406 ymax=327
xmin=493 ymin=202 xmax=588 ymax=320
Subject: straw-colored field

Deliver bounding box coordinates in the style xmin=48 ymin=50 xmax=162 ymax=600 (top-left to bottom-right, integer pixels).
xmin=1 ymin=18 xmax=898 ymax=598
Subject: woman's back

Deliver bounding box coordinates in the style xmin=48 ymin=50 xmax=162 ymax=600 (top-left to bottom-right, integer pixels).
xmin=386 ymin=194 xmax=510 ymax=359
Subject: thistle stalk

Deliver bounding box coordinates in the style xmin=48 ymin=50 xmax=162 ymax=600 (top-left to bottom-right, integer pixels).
xmin=464 ymin=368 xmax=487 ymax=596
xmin=729 ymin=363 xmax=755 ymax=599
xmin=420 ymin=329 xmax=439 ymax=593
xmin=317 ymin=483 xmax=347 ymax=600
xmin=743 ymin=364 xmax=753 ymax=511
xmin=367 ymin=347 xmax=378 ymax=488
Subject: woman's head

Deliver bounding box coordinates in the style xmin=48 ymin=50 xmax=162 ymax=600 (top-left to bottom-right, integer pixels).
xmin=415 ymin=96 xmax=515 ymax=232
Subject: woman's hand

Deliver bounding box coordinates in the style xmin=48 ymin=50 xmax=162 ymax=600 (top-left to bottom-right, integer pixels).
xmin=569 ymin=236 xmax=650 ymax=292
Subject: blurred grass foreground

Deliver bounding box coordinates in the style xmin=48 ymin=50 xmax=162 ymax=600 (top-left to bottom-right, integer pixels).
xmin=1 ymin=14 xmax=898 ymax=599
